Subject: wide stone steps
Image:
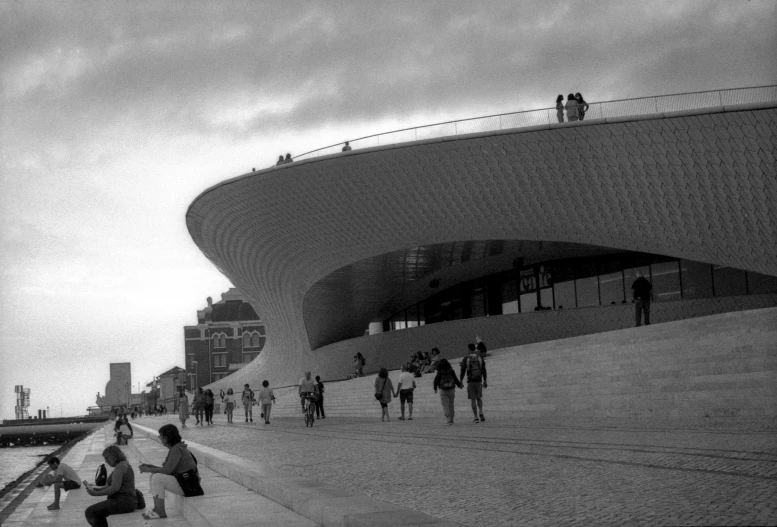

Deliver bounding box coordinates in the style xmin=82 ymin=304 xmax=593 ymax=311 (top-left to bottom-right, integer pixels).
xmin=269 ymin=307 xmax=777 ymax=420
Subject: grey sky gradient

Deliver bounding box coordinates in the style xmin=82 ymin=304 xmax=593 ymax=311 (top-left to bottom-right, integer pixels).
xmin=1 ymin=0 xmax=775 ymax=419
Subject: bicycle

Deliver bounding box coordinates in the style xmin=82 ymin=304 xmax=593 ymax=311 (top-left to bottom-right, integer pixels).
xmin=303 ymin=393 xmax=317 ymax=427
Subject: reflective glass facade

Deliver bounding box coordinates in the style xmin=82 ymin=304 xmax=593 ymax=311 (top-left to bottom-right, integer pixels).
xmin=384 ymin=252 xmax=776 ymax=330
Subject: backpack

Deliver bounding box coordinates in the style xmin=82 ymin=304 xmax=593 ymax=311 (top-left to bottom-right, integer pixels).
xmin=94 ymin=464 xmax=107 ymax=486
xmin=439 ymin=370 xmax=456 ymax=390
xmin=466 ymin=354 xmax=483 ymax=382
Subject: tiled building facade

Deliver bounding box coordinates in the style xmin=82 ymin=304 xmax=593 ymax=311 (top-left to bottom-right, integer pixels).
xmin=183 ymin=288 xmax=265 ymax=389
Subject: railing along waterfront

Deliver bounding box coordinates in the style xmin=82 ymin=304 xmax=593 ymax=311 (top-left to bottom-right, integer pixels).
xmin=293 ymin=85 xmax=777 ymax=162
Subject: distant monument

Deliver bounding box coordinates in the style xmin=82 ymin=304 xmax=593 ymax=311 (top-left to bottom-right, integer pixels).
xmin=96 ymin=362 xmax=131 ymax=408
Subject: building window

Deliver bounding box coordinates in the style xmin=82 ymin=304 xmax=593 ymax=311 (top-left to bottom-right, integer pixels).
xmin=212 ymin=333 xmax=226 ymax=348
xmin=599 ymin=271 xmax=625 ymax=305
xmin=243 ymin=333 xmax=250 ymax=347
xmin=651 ymin=261 xmax=681 ymax=301
xmin=213 ymin=353 xmax=227 ymax=368
xmin=747 ymin=271 xmax=777 ymax=294
xmin=243 ymin=352 xmax=259 ymax=362
xmin=251 ymin=332 xmax=261 ymax=347
xmin=713 ymin=265 xmax=747 ymax=297
xmin=680 ymin=260 xmax=712 ymax=299
xmin=575 ymin=276 xmax=599 ymax=307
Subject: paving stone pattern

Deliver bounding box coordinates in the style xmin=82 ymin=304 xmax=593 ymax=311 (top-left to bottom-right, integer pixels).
xmin=137 ymin=413 xmax=777 ymax=527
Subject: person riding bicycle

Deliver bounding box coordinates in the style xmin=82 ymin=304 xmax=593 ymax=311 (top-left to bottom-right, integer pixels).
xmin=298 ymin=371 xmax=318 ymax=413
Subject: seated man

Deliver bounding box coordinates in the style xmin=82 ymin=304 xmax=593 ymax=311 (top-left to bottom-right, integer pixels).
xmin=38 ymin=456 xmax=81 ymax=510
xmin=298 ymin=371 xmax=318 ymax=412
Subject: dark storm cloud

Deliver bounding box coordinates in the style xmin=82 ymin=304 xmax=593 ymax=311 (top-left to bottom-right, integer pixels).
xmin=2 ymin=1 xmax=776 ymax=145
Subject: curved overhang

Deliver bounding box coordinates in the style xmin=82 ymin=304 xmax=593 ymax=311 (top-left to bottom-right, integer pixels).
xmin=187 ymin=102 xmax=777 ymax=387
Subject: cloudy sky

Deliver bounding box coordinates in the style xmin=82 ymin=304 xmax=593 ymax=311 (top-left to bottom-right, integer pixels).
xmin=1 ymin=1 xmax=775 ymax=420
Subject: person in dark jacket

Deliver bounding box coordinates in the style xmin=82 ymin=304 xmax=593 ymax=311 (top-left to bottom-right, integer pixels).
xmin=203 ymin=389 xmax=215 ymax=425
xmin=433 ymin=359 xmax=463 ymax=425
xmin=631 ymin=271 xmax=654 ymax=326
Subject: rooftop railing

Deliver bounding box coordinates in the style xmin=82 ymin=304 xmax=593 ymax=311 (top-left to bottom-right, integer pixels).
xmin=292 ymin=85 xmax=777 ymax=162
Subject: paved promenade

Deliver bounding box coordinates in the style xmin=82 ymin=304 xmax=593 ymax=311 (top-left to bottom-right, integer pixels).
xmin=136 ymin=411 xmax=777 ymax=527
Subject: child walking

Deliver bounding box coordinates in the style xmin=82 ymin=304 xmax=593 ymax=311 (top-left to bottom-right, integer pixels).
xmin=224 ymin=388 xmax=235 ymax=423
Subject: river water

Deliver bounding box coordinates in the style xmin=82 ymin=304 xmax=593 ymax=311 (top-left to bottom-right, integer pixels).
xmin=0 ymin=445 xmax=58 ymax=493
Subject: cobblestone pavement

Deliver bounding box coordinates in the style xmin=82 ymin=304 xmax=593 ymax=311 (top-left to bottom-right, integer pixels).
xmin=137 ymin=413 xmax=777 ymax=527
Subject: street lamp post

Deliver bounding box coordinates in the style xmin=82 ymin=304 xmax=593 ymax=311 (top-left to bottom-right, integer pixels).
xmin=191 ymin=361 xmax=199 ymax=391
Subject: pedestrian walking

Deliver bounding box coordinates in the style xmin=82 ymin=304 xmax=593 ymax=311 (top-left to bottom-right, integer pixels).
xmin=631 ymin=271 xmax=654 ymax=326
xmin=192 ymin=388 xmax=205 ymax=426
xmin=394 ymin=364 xmax=416 ymax=420
xmin=178 ymin=391 xmax=189 ymax=428
xmin=556 ymin=94 xmax=564 ymax=123
xmin=460 ymin=343 xmax=488 ymax=423
xmin=355 ymin=352 xmax=366 ymax=377
xmin=223 ymin=388 xmax=235 ymax=423
xmin=203 ymin=389 xmax=214 ymax=425
xmin=433 ymin=359 xmax=463 ymax=424
xmin=241 ymin=383 xmax=255 ymax=422
xmin=565 ymin=94 xmax=579 ymax=122
xmin=314 ymin=375 xmax=326 ymax=419
xmin=258 ymin=380 xmax=275 ymax=424
xmin=374 ymin=368 xmax=394 ymax=422
xmin=575 ymin=92 xmax=590 ymax=121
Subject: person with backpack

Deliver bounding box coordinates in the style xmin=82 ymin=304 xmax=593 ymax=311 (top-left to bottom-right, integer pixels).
xmin=433 ymin=359 xmax=463 ymax=425
xmin=460 ymin=343 xmax=488 ymax=423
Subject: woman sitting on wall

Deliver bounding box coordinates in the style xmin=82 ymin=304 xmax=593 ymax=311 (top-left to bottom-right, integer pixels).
xmin=84 ymin=445 xmax=137 ymax=526
xmin=139 ymin=423 xmax=203 ymax=520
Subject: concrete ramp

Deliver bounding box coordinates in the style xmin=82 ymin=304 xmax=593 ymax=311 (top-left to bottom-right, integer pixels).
xmin=270 ymin=307 xmax=777 ymax=420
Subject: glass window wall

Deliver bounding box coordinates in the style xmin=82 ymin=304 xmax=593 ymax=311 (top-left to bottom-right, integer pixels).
xmin=713 ymin=266 xmax=747 ymax=297
xmin=576 ymin=276 xmax=599 ymax=307
xmin=652 ymin=261 xmax=681 ymax=301
xmin=554 ymin=280 xmax=576 ymax=310
xmin=384 ymin=253 xmax=774 ymax=332
xmin=599 ymin=271 xmax=625 ymax=305
xmin=681 ymin=260 xmax=713 ymax=299
xmin=747 ymin=272 xmax=777 ymax=294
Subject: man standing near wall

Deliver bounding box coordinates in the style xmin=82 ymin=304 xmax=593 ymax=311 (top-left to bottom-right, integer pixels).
xmin=460 ymin=343 xmax=487 ymax=423
xmin=631 ymin=271 xmax=654 ymax=326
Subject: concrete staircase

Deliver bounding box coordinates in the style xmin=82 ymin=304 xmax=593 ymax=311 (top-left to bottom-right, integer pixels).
xmin=270 ymin=307 xmax=777 ymax=421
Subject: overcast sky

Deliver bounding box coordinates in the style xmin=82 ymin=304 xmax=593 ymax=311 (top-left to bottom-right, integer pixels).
xmin=1 ymin=1 xmax=775 ymax=420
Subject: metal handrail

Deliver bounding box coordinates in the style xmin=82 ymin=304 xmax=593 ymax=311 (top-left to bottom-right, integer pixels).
xmin=292 ymin=85 xmax=777 ymax=162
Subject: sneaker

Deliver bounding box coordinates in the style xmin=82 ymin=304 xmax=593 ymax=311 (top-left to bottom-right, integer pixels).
xmin=479 ymin=414 xmax=485 ymax=422
xmin=448 ymin=422 xmax=453 ymax=426
xmin=250 ymin=418 xmax=253 ymax=422
xmin=408 ymin=417 xmax=413 ymax=420
xmin=245 ymin=419 xmax=248 ymax=422
xmin=473 ymin=418 xmax=480 ymax=423
xmin=398 ymin=416 xmax=405 ymax=420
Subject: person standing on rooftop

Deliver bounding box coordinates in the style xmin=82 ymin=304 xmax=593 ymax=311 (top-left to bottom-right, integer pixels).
xmin=556 ymin=94 xmax=564 ymax=123
xmin=565 ymin=94 xmax=579 ymax=122
xmin=576 ymin=93 xmax=590 ymax=121
xmin=283 ymin=153 xmax=293 ymax=164
xmin=342 ymin=141 xmax=352 ymax=152
xmin=276 ymin=155 xmax=284 ymax=166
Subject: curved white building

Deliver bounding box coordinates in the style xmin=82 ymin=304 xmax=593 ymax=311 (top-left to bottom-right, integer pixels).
xmin=187 ymin=92 xmax=777 ymax=389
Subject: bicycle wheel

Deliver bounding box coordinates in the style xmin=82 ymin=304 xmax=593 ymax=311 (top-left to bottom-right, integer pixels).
xmin=307 ymin=405 xmax=315 ymax=426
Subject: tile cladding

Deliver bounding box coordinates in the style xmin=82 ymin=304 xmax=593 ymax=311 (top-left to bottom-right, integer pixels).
xmin=187 ymin=103 xmax=777 ymax=388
